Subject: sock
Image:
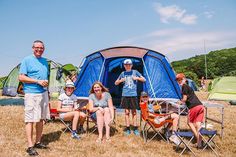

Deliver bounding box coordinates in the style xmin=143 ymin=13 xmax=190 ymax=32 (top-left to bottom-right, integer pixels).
xmin=72 ymin=130 xmax=77 ymax=134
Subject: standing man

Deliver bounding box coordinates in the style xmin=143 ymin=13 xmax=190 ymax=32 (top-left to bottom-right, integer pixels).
xmin=19 ymin=40 xmax=49 ymax=156
xmin=115 ymin=59 xmax=146 ymax=135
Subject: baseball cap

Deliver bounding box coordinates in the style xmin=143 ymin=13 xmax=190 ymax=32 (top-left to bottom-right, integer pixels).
xmin=141 ymin=91 xmax=148 ymax=97
xmin=176 ymin=73 xmax=185 ymax=80
xmin=123 ymin=59 xmax=132 ymax=65
xmin=65 ymin=80 xmax=75 ymax=88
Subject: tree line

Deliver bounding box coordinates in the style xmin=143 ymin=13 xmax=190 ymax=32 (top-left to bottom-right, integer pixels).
xmin=171 ymin=47 xmax=236 ymax=84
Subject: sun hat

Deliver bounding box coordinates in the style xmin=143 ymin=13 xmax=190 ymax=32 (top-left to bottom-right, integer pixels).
xmin=123 ymin=59 xmax=132 ymax=65
xmin=65 ymin=80 xmax=75 ymax=88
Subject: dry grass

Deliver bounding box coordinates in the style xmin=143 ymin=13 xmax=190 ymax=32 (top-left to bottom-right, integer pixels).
xmin=0 ymin=92 xmax=236 ymax=157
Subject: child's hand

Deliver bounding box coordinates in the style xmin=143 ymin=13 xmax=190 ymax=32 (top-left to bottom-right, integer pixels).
xmin=120 ymin=78 xmax=126 ymax=82
xmin=98 ymin=107 xmax=105 ymax=113
xmin=177 ymin=101 xmax=182 ymax=105
xmin=132 ymin=76 xmax=139 ymax=81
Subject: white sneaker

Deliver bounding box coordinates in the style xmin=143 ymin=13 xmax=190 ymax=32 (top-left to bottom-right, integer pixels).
xmin=169 ymin=134 xmax=181 ymax=145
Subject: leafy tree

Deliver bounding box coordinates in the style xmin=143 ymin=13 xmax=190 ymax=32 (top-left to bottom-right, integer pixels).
xmin=171 ymin=47 xmax=236 ymax=79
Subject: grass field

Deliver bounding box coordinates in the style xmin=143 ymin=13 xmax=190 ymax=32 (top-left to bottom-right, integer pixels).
xmin=0 ymin=92 xmax=236 ymax=157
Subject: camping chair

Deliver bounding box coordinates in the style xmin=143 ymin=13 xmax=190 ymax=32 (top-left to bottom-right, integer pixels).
xmin=140 ymin=102 xmax=173 ymax=142
xmin=85 ymin=103 xmax=117 ymax=134
xmin=174 ymin=131 xmax=196 ymax=156
xmin=199 ymin=128 xmax=219 ymax=156
xmin=49 ymin=103 xmax=74 ymax=134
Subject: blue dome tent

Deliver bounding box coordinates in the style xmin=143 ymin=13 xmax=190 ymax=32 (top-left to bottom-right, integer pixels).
xmin=74 ymin=46 xmax=182 ymax=107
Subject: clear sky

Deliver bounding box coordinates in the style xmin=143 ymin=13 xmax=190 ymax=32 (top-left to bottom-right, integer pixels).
xmin=1 ymin=0 xmax=236 ymax=76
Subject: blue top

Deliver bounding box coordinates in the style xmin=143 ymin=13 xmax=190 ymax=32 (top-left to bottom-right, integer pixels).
xmin=118 ymin=70 xmax=143 ymax=96
xmin=19 ymin=55 xmax=49 ymax=93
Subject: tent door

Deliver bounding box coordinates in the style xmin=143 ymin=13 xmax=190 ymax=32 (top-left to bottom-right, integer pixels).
xmin=102 ymin=58 xmax=144 ymax=107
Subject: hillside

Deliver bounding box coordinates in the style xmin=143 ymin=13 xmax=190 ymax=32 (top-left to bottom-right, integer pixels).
xmin=171 ymin=47 xmax=236 ymax=82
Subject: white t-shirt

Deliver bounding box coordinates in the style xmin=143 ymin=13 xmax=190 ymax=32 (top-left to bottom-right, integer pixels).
xmin=58 ymin=93 xmax=77 ymax=109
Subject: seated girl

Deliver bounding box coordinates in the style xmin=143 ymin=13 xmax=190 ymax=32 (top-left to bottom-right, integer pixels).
xmin=88 ymin=81 xmax=115 ymax=143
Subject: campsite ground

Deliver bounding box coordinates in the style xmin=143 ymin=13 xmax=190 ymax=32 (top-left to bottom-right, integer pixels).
xmin=0 ymin=92 xmax=236 ymax=157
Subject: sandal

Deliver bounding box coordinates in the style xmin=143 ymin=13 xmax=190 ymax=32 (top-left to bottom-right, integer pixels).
xmin=106 ymin=138 xmax=111 ymax=142
xmin=96 ymin=138 xmax=102 ymax=143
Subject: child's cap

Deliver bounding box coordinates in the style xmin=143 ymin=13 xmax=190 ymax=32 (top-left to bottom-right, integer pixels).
xmin=141 ymin=91 xmax=148 ymax=97
xmin=123 ymin=59 xmax=132 ymax=65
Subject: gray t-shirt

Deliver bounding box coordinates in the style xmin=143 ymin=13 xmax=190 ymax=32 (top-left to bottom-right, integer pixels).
xmin=89 ymin=92 xmax=111 ymax=108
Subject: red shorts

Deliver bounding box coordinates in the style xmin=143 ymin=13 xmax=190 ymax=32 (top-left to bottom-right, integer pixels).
xmin=188 ymin=105 xmax=205 ymax=123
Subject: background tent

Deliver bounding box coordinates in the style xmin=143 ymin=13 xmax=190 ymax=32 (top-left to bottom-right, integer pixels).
xmin=187 ymin=78 xmax=198 ymax=91
xmin=2 ymin=60 xmax=73 ymax=98
xmin=74 ymin=46 xmax=182 ymax=107
xmin=208 ymin=76 xmax=236 ymax=101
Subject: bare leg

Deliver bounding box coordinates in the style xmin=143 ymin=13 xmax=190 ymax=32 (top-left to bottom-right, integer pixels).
xmin=171 ymin=113 xmax=179 ymax=132
xmin=35 ymin=120 xmax=43 ymax=144
xmin=26 ymin=122 xmax=34 ymax=147
xmin=72 ymin=111 xmax=80 ymax=130
xmin=131 ymin=109 xmax=137 ymax=127
xmin=63 ymin=111 xmax=79 ymax=131
xmin=125 ymin=109 xmax=130 ymax=127
xmin=96 ymin=110 xmax=104 ymax=140
xmin=78 ymin=112 xmax=86 ymax=126
xmin=196 ymin=121 xmax=202 ymax=146
xmin=104 ymin=108 xmax=111 ymax=139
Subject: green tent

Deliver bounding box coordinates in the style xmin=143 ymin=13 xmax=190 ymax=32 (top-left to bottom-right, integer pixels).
xmin=2 ymin=60 xmax=77 ymax=98
xmin=208 ymin=76 xmax=236 ymax=101
xmin=0 ymin=76 xmax=7 ymax=89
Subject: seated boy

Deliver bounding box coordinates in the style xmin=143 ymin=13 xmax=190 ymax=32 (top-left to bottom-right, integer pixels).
xmin=140 ymin=91 xmax=180 ymax=145
xmin=57 ymin=80 xmax=86 ymax=139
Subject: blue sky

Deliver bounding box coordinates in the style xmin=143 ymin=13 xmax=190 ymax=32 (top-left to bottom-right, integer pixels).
xmin=1 ymin=0 xmax=236 ymax=76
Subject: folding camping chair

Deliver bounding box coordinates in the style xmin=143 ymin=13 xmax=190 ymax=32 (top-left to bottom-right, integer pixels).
xmin=49 ymin=103 xmax=74 ymax=134
xmin=174 ymin=131 xmax=196 ymax=156
xmin=199 ymin=128 xmax=219 ymax=156
xmin=140 ymin=102 xmax=173 ymax=142
xmin=85 ymin=103 xmax=117 ymax=134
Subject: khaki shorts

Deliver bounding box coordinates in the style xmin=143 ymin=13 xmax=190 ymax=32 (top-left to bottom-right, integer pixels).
xmin=24 ymin=92 xmax=49 ymax=122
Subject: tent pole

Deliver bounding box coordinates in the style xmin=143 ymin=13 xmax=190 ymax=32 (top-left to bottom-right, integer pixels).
xmin=142 ymin=58 xmax=156 ymax=98
xmin=98 ymin=58 xmax=106 ymax=82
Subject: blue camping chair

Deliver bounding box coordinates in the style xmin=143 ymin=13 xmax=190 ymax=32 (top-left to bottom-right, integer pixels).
xmin=174 ymin=131 xmax=196 ymax=156
xmin=200 ymin=128 xmax=219 ymax=156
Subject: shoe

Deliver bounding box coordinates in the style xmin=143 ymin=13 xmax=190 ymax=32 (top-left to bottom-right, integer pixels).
xmin=26 ymin=147 xmax=39 ymax=156
xmin=34 ymin=142 xmax=48 ymax=149
xmin=124 ymin=129 xmax=131 ymax=135
xmin=133 ymin=129 xmax=140 ymax=136
xmin=71 ymin=133 xmax=81 ymax=140
xmin=164 ymin=129 xmax=171 ymax=138
xmin=169 ymin=134 xmax=181 ymax=145
xmin=106 ymin=138 xmax=111 ymax=142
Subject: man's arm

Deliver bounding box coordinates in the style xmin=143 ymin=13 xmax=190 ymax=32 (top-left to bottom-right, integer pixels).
xmin=18 ymin=74 xmax=48 ymax=87
xmin=177 ymin=94 xmax=187 ymax=105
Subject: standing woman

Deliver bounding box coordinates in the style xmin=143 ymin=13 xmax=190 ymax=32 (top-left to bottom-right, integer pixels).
xmin=89 ymin=82 xmax=114 ymax=143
